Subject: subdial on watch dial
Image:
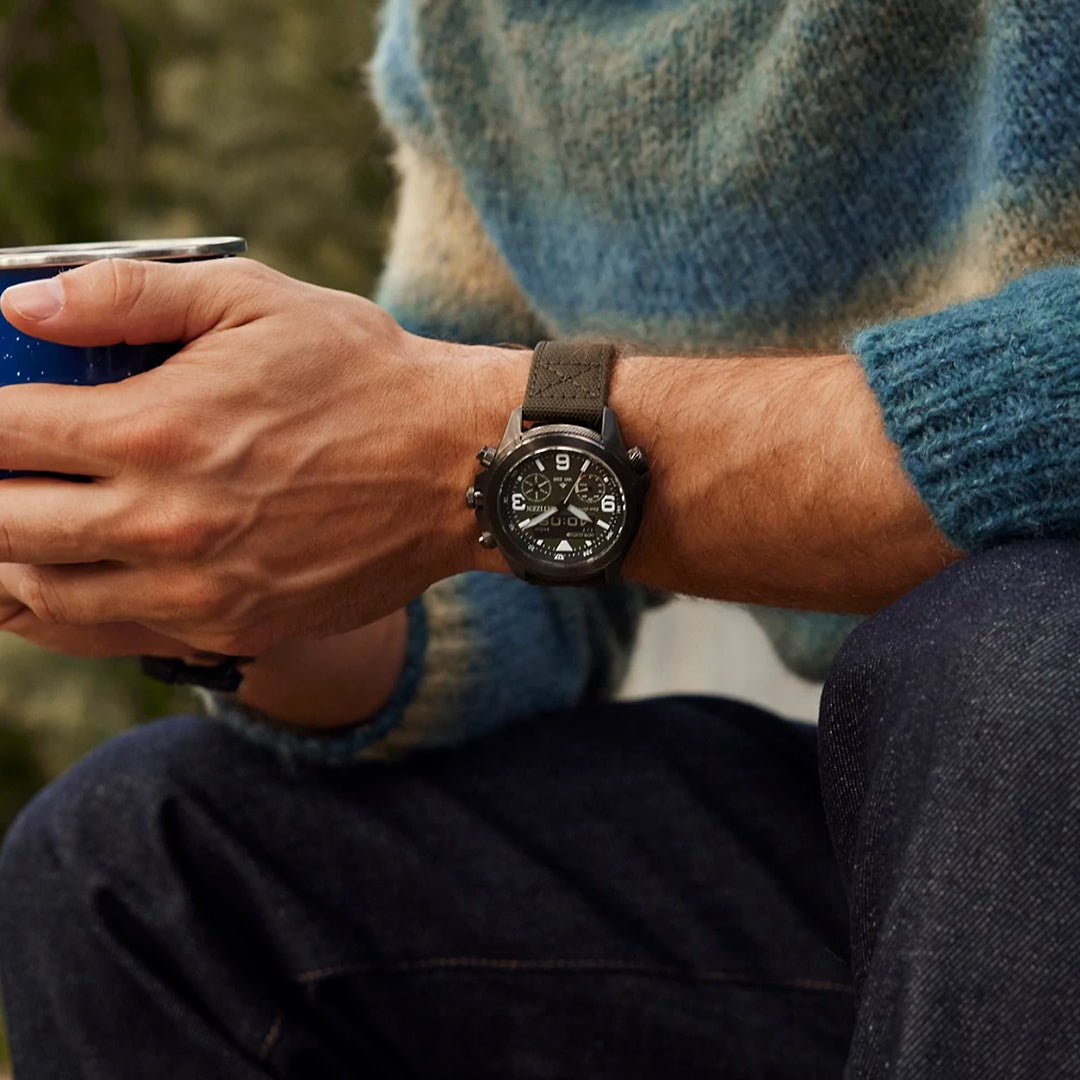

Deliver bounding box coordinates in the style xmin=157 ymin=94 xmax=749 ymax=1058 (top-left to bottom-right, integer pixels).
xmin=520 ymin=473 xmax=553 ymax=504
xmin=573 ymin=473 xmax=604 ymax=504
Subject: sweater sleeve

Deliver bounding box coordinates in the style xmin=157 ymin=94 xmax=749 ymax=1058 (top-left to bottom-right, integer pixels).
xmin=853 ymin=266 xmax=1080 ymax=554
xmin=204 ymin=575 xmax=657 ymax=764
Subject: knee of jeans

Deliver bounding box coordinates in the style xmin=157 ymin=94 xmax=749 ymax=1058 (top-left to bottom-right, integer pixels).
xmin=824 ymin=539 xmax=1080 ymax=754
xmin=0 ymin=715 xmax=223 ymax=933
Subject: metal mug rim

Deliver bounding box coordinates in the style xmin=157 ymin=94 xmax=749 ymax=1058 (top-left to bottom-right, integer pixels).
xmin=0 ymin=237 xmax=247 ymax=270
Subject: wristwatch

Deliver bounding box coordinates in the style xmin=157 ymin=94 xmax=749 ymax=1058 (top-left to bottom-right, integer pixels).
xmin=467 ymin=340 xmax=650 ymax=584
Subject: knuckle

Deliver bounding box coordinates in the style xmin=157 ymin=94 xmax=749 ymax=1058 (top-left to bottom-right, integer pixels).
xmin=230 ymin=257 xmax=277 ymax=285
xmin=169 ymin=518 xmax=214 ymax=563
xmin=220 ymin=258 xmax=281 ymax=310
xmin=131 ymin=508 xmax=210 ymax=563
xmin=177 ymin=577 xmax=254 ymax=648
xmin=0 ymin=520 xmax=17 ymax=563
xmin=115 ymin=414 xmax=194 ymax=472
xmin=174 ymin=574 xmax=228 ymax=624
xmin=101 ymin=258 xmax=149 ymax=318
xmin=19 ymin=568 xmax=72 ymax=626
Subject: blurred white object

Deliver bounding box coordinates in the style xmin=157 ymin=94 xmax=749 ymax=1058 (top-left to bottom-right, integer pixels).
xmin=619 ymin=597 xmax=823 ymax=722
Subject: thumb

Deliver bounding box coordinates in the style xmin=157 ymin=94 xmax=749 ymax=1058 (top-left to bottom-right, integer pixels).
xmin=0 ymin=256 xmax=276 ymax=347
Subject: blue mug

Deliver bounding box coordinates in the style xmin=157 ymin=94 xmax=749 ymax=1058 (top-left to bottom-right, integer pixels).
xmin=0 ymin=238 xmax=253 ymax=675
xmin=0 ymin=237 xmax=245 ymax=480
xmin=0 ymin=237 xmax=246 ymax=386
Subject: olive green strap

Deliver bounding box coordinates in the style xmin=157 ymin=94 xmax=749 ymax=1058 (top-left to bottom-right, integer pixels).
xmin=522 ymin=340 xmax=615 ymax=431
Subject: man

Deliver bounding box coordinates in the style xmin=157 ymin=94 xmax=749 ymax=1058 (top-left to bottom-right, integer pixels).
xmin=2 ymin=1 xmax=1080 ymax=1076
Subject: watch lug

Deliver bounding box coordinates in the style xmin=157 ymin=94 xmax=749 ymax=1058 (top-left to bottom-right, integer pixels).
xmin=599 ymin=407 xmax=629 ymax=453
xmin=497 ymin=407 xmax=525 ymax=455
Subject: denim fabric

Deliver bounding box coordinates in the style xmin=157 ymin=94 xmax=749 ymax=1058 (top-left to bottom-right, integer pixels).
xmin=3 ymin=539 xmax=1080 ymax=1077
xmin=0 ymin=699 xmax=851 ymax=1078
xmin=819 ymin=539 xmax=1080 ymax=1078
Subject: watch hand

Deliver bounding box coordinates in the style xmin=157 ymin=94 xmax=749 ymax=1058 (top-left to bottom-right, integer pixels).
xmin=567 ymin=504 xmax=594 ymax=524
xmin=559 ymin=463 xmax=589 ymax=509
xmin=520 ymin=506 xmax=559 ymax=530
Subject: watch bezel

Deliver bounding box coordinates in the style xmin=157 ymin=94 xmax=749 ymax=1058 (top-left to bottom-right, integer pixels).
xmin=475 ymin=413 xmax=648 ymax=584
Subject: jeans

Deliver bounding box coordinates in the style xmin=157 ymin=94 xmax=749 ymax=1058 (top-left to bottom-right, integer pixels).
xmin=2 ymin=540 xmax=1080 ymax=1078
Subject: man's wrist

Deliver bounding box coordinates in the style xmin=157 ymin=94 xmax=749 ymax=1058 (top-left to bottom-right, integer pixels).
xmin=431 ymin=339 xmax=530 ymax=577
xmin=229 ymin=609 xmax=410 ymax=730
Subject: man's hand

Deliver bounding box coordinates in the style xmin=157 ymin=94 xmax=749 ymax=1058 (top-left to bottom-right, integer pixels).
xmin=0 ymin=258 xmax=526 ymax=655
xmin=0 ymin=587 xmax=194 ymax=659
xmin=0 ymin=575 xmax=408 ymax=729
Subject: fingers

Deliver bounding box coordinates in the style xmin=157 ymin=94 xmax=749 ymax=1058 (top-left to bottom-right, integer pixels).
xmin=0 ymin=562 xmax=255 ymax=654
xmin=0 ymin=608 xmax=194 ymax=659
xmin=0 ymin=562 xmax=234 ymax=659
xmin=0 ymin=257 xmax=286 ymax=474
xmin=0 ymin=562 xmax=142 ymax=627
xmin=0 ymin=477 xmax=140 ymax=563
xmin=0 ymin=256 xmax=280 ymax=347
xmin=0 ymin=383 xmax=126 ymax=475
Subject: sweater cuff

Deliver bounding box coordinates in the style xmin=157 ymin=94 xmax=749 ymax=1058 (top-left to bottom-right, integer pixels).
xmin=201 ymin=596 xmax=428 ymax=765
xmin=852 ymin=267 xmax=1080 ymax=553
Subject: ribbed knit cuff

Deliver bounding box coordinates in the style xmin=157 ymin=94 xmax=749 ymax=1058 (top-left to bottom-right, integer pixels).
xmin=853 ymin=266 xmax=1080 ymax=553
xmin=203 ymin=571 xmax=651 ymax=763
xmin=201 ymin=596 xmax=428 ymax=765
xmin=365 ymin=572 xmax=596 ymax=759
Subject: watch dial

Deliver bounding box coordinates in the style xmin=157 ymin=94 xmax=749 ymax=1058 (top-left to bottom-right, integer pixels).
xmin=499 ymin=446 xmax=627 ymax=564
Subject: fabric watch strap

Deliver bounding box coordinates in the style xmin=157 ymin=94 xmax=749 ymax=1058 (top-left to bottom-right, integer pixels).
xmin=522 ymin=340 xmax=616 ymax=431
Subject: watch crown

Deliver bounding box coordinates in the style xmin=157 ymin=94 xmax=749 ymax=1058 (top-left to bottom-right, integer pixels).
xmin=477 ymin=445 xmax=497 ymax=468
xmin=465 ymin=485 xmax=483 ymax=510
xmin=478 ymin=531 xmax=498 ymax=550
xmin=627 ymin=446 xmax=648 ymax=472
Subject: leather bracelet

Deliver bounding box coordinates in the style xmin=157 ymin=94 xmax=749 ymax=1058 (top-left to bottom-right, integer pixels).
xmin=139 ymin=653 xmax=255 ymax=693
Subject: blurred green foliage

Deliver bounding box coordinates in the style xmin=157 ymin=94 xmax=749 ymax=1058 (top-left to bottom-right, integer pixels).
xmin=151 ymin=1 xmax=394 ymax=289
xmin=0 ymin=0 xmax=393 ymax=1065
xmin=0 ymin=0 xmax=393 ymax=289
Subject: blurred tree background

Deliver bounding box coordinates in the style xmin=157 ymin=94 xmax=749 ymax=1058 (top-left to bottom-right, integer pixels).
xmin=0 ymin=0 xmax=394 ymax=1065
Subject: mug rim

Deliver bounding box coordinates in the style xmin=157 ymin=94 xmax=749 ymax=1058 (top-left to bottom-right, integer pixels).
xmin=0 ymin=236 xmax=246 ymax=270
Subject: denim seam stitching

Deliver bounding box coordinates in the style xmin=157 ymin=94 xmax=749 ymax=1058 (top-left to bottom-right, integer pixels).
xmin=258 ymin=1007 xmax=284 ymax=1062
xmin=291 ymin=957 xmax=853 ymax=994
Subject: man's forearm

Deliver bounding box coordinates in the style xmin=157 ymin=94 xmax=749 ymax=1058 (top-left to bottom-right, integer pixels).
xmin=464 ymin=346 xmax=962 ymax=613
xmin=226 ymin=343 xmax=961 ymax=731
xmin=195 ymin=340 xmax=966 ymax=731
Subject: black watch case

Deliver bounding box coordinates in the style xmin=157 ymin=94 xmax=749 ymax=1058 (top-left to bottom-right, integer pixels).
xmin=469 ymin=406 xmax=650 ymax=585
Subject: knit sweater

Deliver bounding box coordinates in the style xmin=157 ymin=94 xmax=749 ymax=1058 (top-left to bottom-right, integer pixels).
xmin=215 ymin=0 xmax=1080 ymax=761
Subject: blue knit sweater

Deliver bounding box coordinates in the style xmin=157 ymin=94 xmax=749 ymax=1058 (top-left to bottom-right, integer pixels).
xmin=216 ymin=0 xmax=1080 ymax=761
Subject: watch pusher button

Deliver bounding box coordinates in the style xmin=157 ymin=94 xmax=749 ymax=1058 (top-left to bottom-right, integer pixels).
xmin=465 ymin=486 xmax=483 ymax=510
xmin=476 ymin=445 xmax=497 ymax=467
xmin=478 ymin=531 xmax=498 ymax=549
xmin=627 ymin=446 xmax=648 ymax=472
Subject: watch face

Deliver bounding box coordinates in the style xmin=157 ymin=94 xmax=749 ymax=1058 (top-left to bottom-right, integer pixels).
xmin=498 ymin=445 xmax=628 ymax=565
